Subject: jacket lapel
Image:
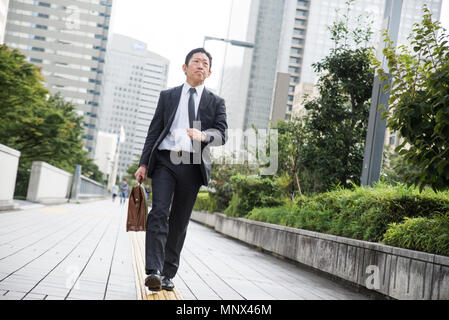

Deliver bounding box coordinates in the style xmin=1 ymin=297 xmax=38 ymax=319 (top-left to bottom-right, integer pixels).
xmin=166 ymin=85 xmax=183 ymax=127
xmin=196 ymin=87 xmax=212 ymax=122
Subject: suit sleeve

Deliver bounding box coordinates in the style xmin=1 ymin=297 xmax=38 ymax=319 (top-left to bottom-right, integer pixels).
xmin=202 ymin=97 xmax=228 ymax=147
xmin=138 ymin=91 xmax=165 ymax=167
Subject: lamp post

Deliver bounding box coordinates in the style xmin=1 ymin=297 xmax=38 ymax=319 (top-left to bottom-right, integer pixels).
xmin=361 ymin=0 xmax=403 ymax=186
xmin=107 ymin=125 xmax=126 ymax=191
xmin=203 ymin=36 xmax=255 ymax=49
xmin=203 ymin=36 xmax=255 ymax=96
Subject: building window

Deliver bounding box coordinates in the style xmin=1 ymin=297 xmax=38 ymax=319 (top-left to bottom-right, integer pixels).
xmin=297 ymin=0 xmax=309 ymax=7
xmin=295 ymin=19 xmax=307 ymax=26
xmin=294 ymin=28 xmax=305 ymax=35
xmin=290 ymin=47 xmax=303 ymax=55
xmin=389 ymin=136 xmax=396 ymax=145
xmin=30 ymin=58 xmax=43 ymax=63
xmin=289 ymin=66 xmax=300 ymax=74
xmin=292 ymin=38 xmax=304 ymax=45
xmin=290 ymin=56 xmax=301 ymax=64
xmin=296 ymin=9 xmax=307 ymax=16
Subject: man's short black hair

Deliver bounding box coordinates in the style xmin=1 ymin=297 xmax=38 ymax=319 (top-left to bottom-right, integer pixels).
xmin=185 ymin=48 xmax=212 ymax=70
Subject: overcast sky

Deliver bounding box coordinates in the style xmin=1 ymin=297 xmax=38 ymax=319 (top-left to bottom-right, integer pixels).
xmin=109 ymin=0 xmax=232 ymax=90
xmin=110 ymin=0 xmax=449 ymax=90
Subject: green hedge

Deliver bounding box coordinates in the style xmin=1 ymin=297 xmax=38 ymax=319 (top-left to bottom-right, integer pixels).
xmin=383 ymin=214 xmax=449 ymax=256
xmin=246 ymin=183 xmax=449 ymax=256
xmin=223 ymin=174 xmax=284 ymax=217
xmin=193 ymin=191 xmax=217 ymax=213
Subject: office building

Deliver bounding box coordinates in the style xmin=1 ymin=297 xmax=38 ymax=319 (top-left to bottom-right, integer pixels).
xmin=93 ymin=130 xmax=117 ymax=180
xmin=219 ymin=0 xmax=443 ymax=144
xmin=97 ymin=33 xmax=169 ymax=179
xmin=4 ymin=0 xmax=113 ymax=156
xmin=292 ymin=0 xmax=443 ymax=118
xmin=0 ymin=0 xmax=9 ymax=43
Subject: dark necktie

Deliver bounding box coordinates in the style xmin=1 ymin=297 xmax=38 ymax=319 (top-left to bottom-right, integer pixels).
xmin=188 ymin=87 xmax=196 ymax=128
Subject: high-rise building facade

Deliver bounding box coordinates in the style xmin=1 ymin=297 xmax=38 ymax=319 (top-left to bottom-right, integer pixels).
xmin=242 ymin=0 xmax=286 ymax=131
xmin=0 ymin=0 xmax=9 ymax=43
xmin=220 ymin=0 xmax=309 ymax=137
xmin=219 ymin=0 xmax=442 ymax=146
xmin=291 ymin=0 xmax=442 ymax=151
xmin=276 ymin=0 xmax=310 ymax=121
xmin=97 ymin=33 xmax=169 ymax=179
xmin=4 ymin=0 xmax=113 ymax=155
xmin=291 ymin=0 xmax=443 ymax=119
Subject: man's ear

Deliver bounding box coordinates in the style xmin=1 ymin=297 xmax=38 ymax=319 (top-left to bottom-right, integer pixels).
xmin=182 ymin=64 xmax=187 ymax=75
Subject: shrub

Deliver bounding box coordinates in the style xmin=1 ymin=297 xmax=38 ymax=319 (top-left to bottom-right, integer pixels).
xmin=193 ymin=192 xmax=217 ymax=213
xmin=243 ymin=183 xmax=449 ymax=255
xmin=209 ymin=181 xmax=233 ymax=212
xmin=308 ymin=183 xmax=449 ymax=242
xmin=224 ymin=174 xmax=284 ymax=217
xmin=382 ymin=214 xmax=449 ymax=256
xmin=247 ymin=206 xmax=291 ymax=225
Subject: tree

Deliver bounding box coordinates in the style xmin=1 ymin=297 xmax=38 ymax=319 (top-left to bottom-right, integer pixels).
xmin=380 ymin=6 xmax=449 ymax=191
xmin=0 ymin=45 xmax=104 ymax=196
xmin=381 ymin=145 xmax=422 ymax=185
xmin=275 ymin=119 xmax=307 ymax=197
xmin=299 ymin=1 xmax=375 ymax=193
xmin=208 ymin=155 xmax=254 ymax=212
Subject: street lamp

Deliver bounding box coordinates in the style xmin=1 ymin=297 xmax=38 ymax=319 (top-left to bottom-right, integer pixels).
xmin=203 ymin=35 xmax=255 ymax=96
xmin=361 ymin=0 xmax=403 ymax=186
xmin=203 ymin=36 xmax=255 ymax=49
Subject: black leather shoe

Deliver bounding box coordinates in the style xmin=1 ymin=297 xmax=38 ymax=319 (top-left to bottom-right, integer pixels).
xmin=145 ymin=270 xmax=162 ymax=291
xmin=161 ymin=276 xmax=175 ymax=291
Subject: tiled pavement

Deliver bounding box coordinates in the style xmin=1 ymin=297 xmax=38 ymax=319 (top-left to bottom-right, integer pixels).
xmin=0 ymin=199 xmax=369 ymax=300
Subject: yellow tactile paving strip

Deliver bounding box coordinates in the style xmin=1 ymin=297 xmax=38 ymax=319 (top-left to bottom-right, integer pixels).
xmin=130 ymin=232 xmax=183 ymax=300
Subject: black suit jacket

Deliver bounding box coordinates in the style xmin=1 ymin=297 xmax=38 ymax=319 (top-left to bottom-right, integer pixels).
xmin=138 ymin=84 xmax=228 ymax=186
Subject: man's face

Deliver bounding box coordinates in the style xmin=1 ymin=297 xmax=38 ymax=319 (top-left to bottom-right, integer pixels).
xmin=183 ymin=52 xmax=211 ymax=85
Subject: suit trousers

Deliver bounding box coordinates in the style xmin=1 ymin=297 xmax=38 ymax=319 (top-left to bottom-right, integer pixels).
xmin=145 ymin=149 xmax=203 ymax=278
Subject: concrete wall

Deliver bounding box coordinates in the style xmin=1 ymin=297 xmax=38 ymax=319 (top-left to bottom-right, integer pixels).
xmin=26 ymin=161 xmax=72 ymax=204
xmin=191 ymin=211 xmax=449 ymax=300
xmin=0 ymin=144 xmax=20 ymax=210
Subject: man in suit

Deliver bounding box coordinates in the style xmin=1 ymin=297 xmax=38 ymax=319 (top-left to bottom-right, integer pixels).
xmin=134 ymin=48 xmax=227 ymax=291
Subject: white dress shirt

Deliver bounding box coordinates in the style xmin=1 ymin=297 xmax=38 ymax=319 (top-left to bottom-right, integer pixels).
xmin=158 ymin=82 xmax=204 ymax=152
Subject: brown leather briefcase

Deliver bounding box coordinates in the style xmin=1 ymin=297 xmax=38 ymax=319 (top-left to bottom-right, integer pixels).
xmin=126 ymin=183 xmax=148 ymax=232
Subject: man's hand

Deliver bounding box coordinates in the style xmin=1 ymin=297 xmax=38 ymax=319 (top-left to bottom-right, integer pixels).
xmin=135 ymin=165 xmax=147 ymax=183
xmin=186 ymin=128 xmax=206 ymax=142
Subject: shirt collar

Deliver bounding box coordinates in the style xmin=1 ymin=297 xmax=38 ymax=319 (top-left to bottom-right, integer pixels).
xmin=183 ymin=82 xmax=205 ymax=98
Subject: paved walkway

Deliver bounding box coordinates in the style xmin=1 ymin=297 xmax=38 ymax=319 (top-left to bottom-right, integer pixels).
xmin=0 ymin=200 xmax=369 ymax=300
xmin=0 ymin=199 xmax=135 ymax=300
